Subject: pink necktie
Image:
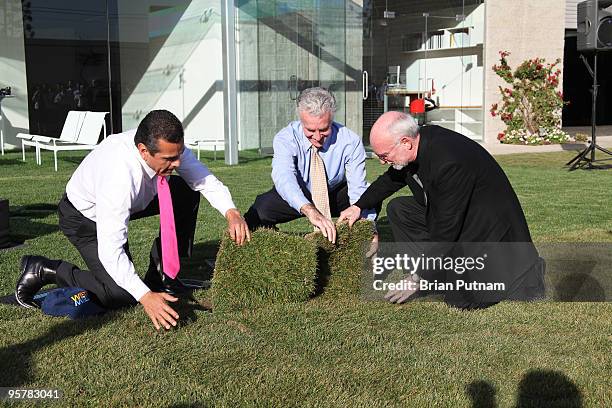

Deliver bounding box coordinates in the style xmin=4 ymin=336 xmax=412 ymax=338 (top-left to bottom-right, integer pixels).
xmin=157 ymin=176 xmax=180 ymax=279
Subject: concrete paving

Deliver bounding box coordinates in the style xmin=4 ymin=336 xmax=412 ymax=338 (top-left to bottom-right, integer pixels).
xmin=482 ymin=126 xmax=612 ymax=156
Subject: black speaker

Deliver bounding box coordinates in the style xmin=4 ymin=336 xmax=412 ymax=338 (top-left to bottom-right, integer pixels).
xmin=577 ymin=0 xmax=612 ymax=51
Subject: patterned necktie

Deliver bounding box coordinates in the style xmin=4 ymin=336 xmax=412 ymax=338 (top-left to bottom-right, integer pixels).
xmin=157 ymin=176 xmax=180 ymax=279
xmin=310 ymin=147 xmax=332 ymax=220
xmin=412 ymin=173 xmax=428 ymax=206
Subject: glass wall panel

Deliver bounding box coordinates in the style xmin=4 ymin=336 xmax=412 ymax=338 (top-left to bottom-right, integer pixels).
xmin=20 ymin=0 xmax=111 ymax=137
xmin=0 ymin=0 xmax=29 ymax=152
xmin=344 ymin=0 xmax=362 ymax=135
xmin=111 ymin=0 xmax=224 ymax=144
xmin=363 ymin=0 xmax=485 ymax=142
xmin=236 ymin=0 xmax=350 ymax=155
xmin=255 ymin=1 xmax=305 ymax=154
xmin=317 ymin=0 xmax=347 ymax=125
xmin=235 ymin=2 xmax=260 ymax=150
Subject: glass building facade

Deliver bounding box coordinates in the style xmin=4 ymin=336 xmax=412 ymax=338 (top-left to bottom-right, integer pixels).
xmin=1 ymin=0 xmax=485 ymax=164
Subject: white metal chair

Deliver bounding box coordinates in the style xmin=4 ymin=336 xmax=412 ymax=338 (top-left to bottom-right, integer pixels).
xmin=36 ymin=111 xmax=108 ymax=171
xmin=185 ymin=139 xmax=224 ymax=161
xmin=17 ymin=110 xmax=86 ymax=164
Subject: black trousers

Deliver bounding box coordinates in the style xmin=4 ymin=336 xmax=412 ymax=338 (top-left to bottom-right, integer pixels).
xmin=244 ymin=183 xmax=356 ymax=230
xmin=386 ymin=196 xmax=430 ymax=243
xmin=386 ymin=196 xmax=497 ymax=309
xmin=55 ymin=176 xmax=200 ymax=308
xmin=385 ymin=196 xmax=545 ymax=309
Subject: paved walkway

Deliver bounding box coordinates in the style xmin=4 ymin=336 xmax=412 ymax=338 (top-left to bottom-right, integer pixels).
xmin=483 ymin=126 xmax=612 ymax=156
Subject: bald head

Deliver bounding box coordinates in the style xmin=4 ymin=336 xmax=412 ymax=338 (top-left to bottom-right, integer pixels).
xmin=370 ymin=111 xmax=420 ymax=169
xmin=371 ymin=111 xmax=419 ymax=147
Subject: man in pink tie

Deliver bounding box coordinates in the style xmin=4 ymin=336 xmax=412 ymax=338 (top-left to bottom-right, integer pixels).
xmin=15 ymin=110 xmax=250 ymax=330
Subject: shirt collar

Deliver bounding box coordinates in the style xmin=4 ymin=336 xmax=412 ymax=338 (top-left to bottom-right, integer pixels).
xmin=133 ymin=142 xmax=157 ymax=179
xmin=414 ymin=127 xmax=428 ymax=166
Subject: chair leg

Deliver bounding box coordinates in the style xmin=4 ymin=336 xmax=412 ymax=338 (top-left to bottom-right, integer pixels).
xmin=22 ymin=141 xmax=26 ymax=162
xmin=54 ymin=151 xmax=58 ymax=172
xmin=214 ymin=145 xmax=217 ymax=161
xmin=36 ymin=146 xmax=41 ymax=165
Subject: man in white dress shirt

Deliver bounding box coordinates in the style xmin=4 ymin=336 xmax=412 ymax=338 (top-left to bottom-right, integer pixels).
xmin=15 ymin=110 xmax=250 ymax=330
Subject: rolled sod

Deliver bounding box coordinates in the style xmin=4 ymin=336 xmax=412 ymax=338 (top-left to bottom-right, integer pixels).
xmin=212 ymin=220 xmax=375 ymax=311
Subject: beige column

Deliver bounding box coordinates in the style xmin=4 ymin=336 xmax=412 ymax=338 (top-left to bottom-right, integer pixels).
xmin=483 ymin=0 xmax=566 ymax=144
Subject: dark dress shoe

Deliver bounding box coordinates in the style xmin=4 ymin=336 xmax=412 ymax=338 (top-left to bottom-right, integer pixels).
xmin=144 ymin=238 xmax=192 ymax=296
xmin=143 ymin=261 xmax=192 ymax=296
xmin=15 ymin=255 xmax=60 ymax=309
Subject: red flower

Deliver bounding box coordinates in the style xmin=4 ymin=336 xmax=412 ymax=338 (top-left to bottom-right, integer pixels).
xmin=490 ymin=103 xmax=498 ymax=117
xmin=497 ymin=132 xmax=505 ymax=141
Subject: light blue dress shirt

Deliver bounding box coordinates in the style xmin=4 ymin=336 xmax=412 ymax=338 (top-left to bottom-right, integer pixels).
xmin=271 ymin=120 xmax=376 ymax=220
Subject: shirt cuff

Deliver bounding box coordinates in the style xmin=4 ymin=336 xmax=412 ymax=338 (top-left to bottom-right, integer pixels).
xmin=361 ymin=208 xmax=377 ymax=221
xmin=291 ymin=196 xmax=311 ymax=214
xmin=215 ymin=200 xmax=238 ymax=218
xmin=126 ymin=276 xmax=151 ymax=302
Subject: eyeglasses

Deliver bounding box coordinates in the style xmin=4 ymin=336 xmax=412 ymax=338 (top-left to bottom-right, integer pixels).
xmin=376 ymin=143 xmax=400 ymax=162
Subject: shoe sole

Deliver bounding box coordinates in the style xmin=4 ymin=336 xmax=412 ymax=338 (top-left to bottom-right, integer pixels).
xmin=14 ymin=256 xmax=38 ymax=309
xmin=15 ymin=294 xmax=37 ymax=309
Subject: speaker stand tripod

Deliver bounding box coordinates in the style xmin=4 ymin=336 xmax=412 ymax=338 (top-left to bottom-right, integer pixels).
xmin=567 ymin=52 xmax=612 ymax=170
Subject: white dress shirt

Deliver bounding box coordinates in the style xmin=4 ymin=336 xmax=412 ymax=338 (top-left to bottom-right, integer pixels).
xmin=65 ymin=129 xmax=236 ymax=301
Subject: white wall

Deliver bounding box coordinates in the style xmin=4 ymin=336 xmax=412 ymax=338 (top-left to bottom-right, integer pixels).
xmin=0 ymin=0 xmax=29 ymax=152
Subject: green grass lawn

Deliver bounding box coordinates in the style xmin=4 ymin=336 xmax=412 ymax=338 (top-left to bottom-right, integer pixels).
xmin=0 ymin=149 xmax=610 ymax=407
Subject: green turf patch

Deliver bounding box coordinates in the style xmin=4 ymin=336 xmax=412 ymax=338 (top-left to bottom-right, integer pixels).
xmin=212 ymin=220 xmax=374 ymax=311
xmin=211 ymin=228 xmax=319 ymax=312
xmin=306 ymin=220 xmax=375 ymax=298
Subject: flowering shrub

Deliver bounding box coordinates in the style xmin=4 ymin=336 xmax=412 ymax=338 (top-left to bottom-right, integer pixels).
xmin=491 ymin=51 xmax=570 ymax=145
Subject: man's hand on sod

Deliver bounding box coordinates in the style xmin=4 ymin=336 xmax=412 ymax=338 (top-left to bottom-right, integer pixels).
xmin=337 ymin=205 xmax=378 ymax=258
xmin=384 ymin=278 xmax=419 ymax=304
xmin=225 ymin=208 xmax=251 ymax=246
xmin=366 ymin=233 xmax=379 ymax=258
xmin=337 ymin=204 xmax=361 ymax=227
xmin=140 ymin=291 xmax=179 ymax=330
xmin=300 ymin=203 xmax=336 ymax=243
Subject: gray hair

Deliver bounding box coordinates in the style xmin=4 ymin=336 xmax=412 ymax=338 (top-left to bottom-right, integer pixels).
xmin=296 ymin=87 xmax=337 ymax=117
xmin=387 ymin=112 xmax=420 ymax=142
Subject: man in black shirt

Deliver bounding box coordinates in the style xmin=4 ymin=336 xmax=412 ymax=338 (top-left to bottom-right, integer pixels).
xmin=339 ymin=111 xmax=545 ymax=308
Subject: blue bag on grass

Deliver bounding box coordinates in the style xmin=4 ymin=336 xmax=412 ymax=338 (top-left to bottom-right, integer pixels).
xmin=41 ymin=287 xmax=106 ymax=319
